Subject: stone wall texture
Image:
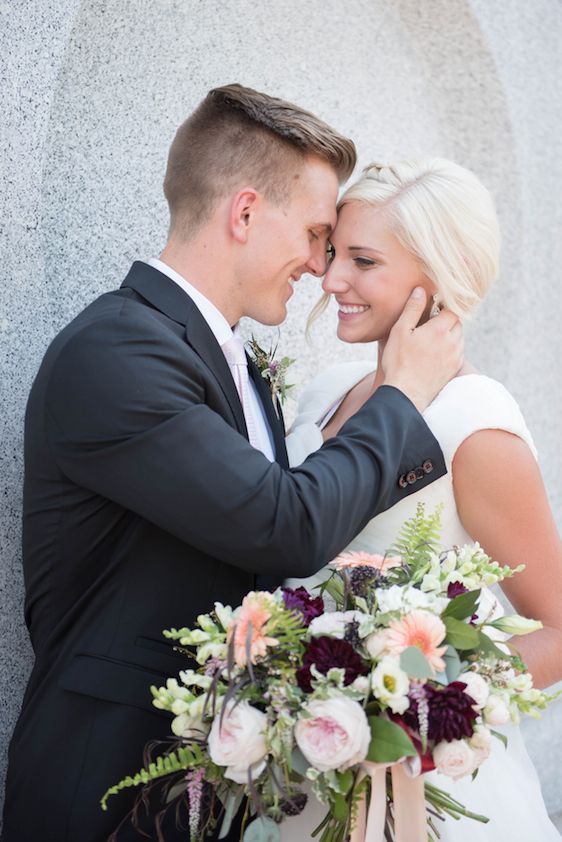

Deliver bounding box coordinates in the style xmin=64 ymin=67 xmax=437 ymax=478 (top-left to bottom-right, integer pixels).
xmin=1 ymin=0 xmax=561 ymax=826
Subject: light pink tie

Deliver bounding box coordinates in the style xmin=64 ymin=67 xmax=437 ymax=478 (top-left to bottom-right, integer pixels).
xmin=221 ymin=336 xmax=262 ymax=450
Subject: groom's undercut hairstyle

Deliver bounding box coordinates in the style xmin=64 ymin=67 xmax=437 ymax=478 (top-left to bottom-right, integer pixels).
xmin=163 ymin=83 xmax=356 ymax=239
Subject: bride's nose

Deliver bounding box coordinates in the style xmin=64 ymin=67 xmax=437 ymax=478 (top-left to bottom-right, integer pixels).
xmin=322 ymin=261 xmax=350 ymax=294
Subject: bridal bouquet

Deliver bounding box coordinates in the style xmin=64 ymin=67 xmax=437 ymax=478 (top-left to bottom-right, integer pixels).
xmin=101 ymin=506 xmax=556 ymax=842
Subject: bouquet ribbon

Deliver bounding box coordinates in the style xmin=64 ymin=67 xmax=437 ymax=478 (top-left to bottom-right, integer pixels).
xmin=349 ymin=760 xmax=426 ymax=842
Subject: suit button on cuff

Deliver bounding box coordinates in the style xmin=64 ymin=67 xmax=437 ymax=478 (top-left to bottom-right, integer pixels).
xmin=398 ymin=474 xmax=408 ymax=489
xmin=422 ymin=460 xmax=434 ymax=474
xmin=406 ymin=470 xmax=417 ymax=485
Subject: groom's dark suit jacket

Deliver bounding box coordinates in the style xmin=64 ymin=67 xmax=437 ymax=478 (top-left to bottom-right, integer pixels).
xmin=2 ymin=262 xmax=445 ymax=842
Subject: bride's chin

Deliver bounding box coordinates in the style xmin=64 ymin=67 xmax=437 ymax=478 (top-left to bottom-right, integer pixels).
xmin=336 ymin=325 xmax=381 ymax=344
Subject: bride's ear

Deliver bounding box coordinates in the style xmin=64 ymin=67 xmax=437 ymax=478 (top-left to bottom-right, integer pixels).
xmin=230 ymin=188 xmax=260 ymax=243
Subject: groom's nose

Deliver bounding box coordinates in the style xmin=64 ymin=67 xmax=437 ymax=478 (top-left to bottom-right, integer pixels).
xmin=305 ymin=237 xmax=330 ymax=277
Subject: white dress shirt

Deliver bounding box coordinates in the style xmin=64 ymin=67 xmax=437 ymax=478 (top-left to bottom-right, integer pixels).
xmin=146 ymin=258 xmax=275 ymax=461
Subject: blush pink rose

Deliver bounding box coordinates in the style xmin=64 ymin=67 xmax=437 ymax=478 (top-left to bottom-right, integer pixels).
xmin=295 ymin=696 xmax=370 ymax=772
xmin=208 ymin=700 xmax=267 ymax=783
xmin=433 ymin=739 xmax=477 ymax=780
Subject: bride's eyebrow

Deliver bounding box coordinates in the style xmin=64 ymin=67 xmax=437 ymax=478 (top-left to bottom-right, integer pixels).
xmin=348 ymin=246 xmax=385 ymax=255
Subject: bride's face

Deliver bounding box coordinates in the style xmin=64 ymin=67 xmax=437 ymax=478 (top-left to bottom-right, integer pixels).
xmin=322 ymin=201 xmax=434 ymax=343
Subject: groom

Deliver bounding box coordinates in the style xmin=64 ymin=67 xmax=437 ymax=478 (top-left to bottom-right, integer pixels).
xmin=2 ymin=84 xmax=462 ymax=841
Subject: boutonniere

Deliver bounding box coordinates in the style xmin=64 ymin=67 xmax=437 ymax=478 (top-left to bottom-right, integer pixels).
xmin=247 ymin=336 xmax=295 ymax=406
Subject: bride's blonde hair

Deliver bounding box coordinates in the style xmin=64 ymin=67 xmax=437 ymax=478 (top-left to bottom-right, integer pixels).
xmin=310 ymin=157 xmax=500 ymax=325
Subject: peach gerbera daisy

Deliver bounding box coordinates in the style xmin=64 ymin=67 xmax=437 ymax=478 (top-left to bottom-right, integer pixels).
xmin=330 ymin=551 xmax=402 ymax=574
xmin=385 ymin=609 xmax=447 ymax=673
xmin=226 ymin=592 xmax=278 ymax=667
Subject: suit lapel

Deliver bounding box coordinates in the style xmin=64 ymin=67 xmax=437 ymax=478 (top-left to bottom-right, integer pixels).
xmin=120 ymin=262 xmax=248 ymax=437
xmin=185 ymin=308 xmax=248 ymax=436
xmin=247 ymin=357 xmax=289 ymax=469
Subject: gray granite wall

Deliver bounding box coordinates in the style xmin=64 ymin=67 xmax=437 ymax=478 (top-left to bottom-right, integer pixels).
xmin=2 ymin=0 xmax=561 ymax=825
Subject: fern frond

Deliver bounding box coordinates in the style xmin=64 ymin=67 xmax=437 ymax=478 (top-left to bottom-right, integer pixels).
xmin=100 ymin=745 xmax=200 ymax=811
xmin=389 ymin=503 xmax=443 ymax=571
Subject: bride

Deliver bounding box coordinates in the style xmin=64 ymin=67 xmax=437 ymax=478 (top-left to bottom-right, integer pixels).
xmin=283 ymin=158 xmax=562 ymax=840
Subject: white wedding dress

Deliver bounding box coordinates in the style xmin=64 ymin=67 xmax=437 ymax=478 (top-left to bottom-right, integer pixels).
xmin=282 ymin=362 xmax=560 ymax=842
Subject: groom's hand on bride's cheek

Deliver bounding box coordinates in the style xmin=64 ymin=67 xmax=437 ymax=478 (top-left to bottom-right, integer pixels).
xmin=381 ymin=287 xmax=464 ymax=413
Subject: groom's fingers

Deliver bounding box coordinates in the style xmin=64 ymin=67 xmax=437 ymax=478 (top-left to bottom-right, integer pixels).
xmin=394 ymin=287 xmax=427 ymax=333
xmin=381 ymin=290 xmax=464 ymax=412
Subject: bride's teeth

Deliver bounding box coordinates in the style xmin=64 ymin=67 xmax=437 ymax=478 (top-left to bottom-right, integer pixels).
xmin=340 ymin=305 xmax=370 ymax=314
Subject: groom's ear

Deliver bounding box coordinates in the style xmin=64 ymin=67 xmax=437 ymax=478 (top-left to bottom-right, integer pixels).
xmin=230 ymin=188 xmax=260 ymax=244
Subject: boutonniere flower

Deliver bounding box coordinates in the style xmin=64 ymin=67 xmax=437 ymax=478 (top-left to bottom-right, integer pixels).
xmin=247 ymin=336 xmax=295 ymax=406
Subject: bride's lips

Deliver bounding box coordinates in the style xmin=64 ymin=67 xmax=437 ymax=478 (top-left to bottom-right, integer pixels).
xmin=337 ymin=303 xmax=371 ymax=321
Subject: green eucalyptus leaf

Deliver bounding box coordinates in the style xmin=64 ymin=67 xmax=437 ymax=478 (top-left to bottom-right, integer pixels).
xmin=243 ymin=817 xmax=281 ymax=842
xmin=165 ymin=780 xmax=187 ymax=804
xmin=399 ymin=646 xmax=433 ymax=679
xmin=442 ymin=645 xmax=463 ymax=683
xmin=367 ymin=716 xmax=416 ymax=763
xmin=442 ymin=589 xmax=481 ymax=620
xmin=477 ymin=630 xmax=510 ymax=659
xmin=291 ymin=748 xmax=310 ymax=776
xmin=219 ymin=790 xmax=246 ymax=839
xmin=443 ymin=616 xmax=480 ymax=650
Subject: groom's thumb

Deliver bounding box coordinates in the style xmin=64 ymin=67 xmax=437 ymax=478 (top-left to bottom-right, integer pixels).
xmin=396 ymin=287 xmax=427 ymax=332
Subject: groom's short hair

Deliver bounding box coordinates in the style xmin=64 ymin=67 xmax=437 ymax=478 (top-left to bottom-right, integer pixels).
xmin=163 ymin=83 xmax=356 ymax=239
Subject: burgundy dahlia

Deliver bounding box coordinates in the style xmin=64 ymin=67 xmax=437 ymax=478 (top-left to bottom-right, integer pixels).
xmin=404 ymin=681 xmax=478 ymax=743
xmin=281 ymin=587 xmax=324 ymax=627
xmin=297 ymin=635 xmax=369 ymax=693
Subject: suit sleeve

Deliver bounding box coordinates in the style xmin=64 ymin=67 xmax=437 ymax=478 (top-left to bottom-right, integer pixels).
xmin=45 ymin=314 xmax=446 ymax=578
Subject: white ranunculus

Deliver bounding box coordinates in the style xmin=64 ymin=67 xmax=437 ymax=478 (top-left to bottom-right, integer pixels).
xmin=375 ymin=585 xmax=405 ymax=614
xmin=458 ymin=671 xmax=490 ymax=710
xmin=364 ymin=629 xmax=391 ymax=660
xmin=308 ymin=610 xmax=368 ymax=640
xmin=295 ymin=696 xmax=371 ymax=772
xmin=371 ymin=657 xmax=410 ymax=714
xmin=433 ymin=739 xmax=477 ymax=780
xmin=207 ymin=700 xmax=267 ymax=783
xmin=483 ymin=693 xmax=511 ymax=726
xmin=469 ymin=725 xmax=493 ymax=767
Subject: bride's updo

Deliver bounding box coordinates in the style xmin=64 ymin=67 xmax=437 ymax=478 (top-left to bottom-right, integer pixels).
xmin=334 ymin=158 xmax=500 ymax=319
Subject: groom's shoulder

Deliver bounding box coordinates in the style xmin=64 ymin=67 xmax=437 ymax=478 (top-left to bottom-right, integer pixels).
xmin=48 ymin=284 xmax=181 ymax=356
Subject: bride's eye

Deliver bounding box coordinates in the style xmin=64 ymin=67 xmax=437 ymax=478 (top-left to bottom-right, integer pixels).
xmin=353 ymin=257 xmax=376 ymax=268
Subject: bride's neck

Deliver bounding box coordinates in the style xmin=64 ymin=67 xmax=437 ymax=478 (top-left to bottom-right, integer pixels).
xmin=373 ymin=340 xmax=386 ymax=390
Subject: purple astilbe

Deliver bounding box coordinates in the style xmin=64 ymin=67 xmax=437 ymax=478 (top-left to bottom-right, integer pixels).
xmin=281 ymin=587 xmax=324 ymax=627
xmin=186 ymin=767 xmax=205 ymax=840
xmin=405 ymin=681 xmax=478 ymax=743
xmin=296 ymin=635 xmax=369 ymax=693
xmin=409 ymin=681 xmax=430 ymax=747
